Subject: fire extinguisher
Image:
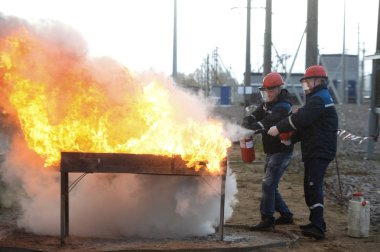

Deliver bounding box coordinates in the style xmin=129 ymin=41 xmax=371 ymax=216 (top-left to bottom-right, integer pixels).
xmin=240 ymin=135 xmax=255 ymax=163
xmin=347 ymin=192 xmax=370 ymax=238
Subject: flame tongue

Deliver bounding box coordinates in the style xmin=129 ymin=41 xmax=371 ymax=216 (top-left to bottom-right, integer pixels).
xmin=0 ymin=29 xmax=231 ymax=173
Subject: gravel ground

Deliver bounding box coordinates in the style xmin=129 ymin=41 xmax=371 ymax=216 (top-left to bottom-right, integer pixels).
xmin=326 ymin=103 xmax=380 ymax=232
xmin=213 ymin=102 xmax=380 ymax=233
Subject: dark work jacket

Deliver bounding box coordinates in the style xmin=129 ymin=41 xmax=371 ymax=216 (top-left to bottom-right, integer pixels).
xmin=245 ymin=89 xmax=293 ymax=154
xmin=276 ymin=84 xmax=338 ymax=161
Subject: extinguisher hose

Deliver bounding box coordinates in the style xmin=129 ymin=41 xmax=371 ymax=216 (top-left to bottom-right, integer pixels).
xmin=335 ymin=157 xmax=343 ymax=200
xmin=252 ymin=128 xmax=267 ymax=135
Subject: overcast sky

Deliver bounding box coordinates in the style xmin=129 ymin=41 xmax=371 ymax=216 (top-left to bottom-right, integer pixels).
xmin=0 ymin=0 xmax=378 ymax=83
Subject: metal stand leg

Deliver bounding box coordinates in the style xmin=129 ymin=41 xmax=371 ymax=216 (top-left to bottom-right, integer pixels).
xmin=61 ymin=171 xmax=69 ymax=245
xmin=219 ymin=158 xmax=227 ymax=241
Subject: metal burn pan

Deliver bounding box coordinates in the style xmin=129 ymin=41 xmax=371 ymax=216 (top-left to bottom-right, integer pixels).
xmin=60 ymin=152 xmax=212 ymax=176
xmin=59 ymin=152 xmax=227 ymax=244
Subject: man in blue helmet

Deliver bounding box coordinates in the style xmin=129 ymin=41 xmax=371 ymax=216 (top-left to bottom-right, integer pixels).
xmin=268 ymin=65 xmax=338 ymax=240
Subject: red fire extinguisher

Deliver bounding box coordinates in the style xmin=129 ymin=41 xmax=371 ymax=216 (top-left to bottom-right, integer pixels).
xmin=240 ymin=135 xmax=255 ymax=163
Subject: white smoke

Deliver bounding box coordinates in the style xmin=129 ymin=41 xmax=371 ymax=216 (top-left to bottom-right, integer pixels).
xmin=1 ymin=132 xmax=238 ymax=238
xmin=223 ymin=122 xmax=256 ymax=142
xmin=0 ymin=14 xmax=238 ymax=238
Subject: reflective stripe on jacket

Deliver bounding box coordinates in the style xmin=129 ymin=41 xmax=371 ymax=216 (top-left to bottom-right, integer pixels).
xmin=248 ymin=89 xmax=294 ymax=154
xmin=277 ymin=84 xmax=338 ymax=161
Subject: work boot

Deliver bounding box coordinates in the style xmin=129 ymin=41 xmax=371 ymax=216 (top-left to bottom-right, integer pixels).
xmin=299 ymin=223 xmax=314 ymax=230
xmin=250 ymin=216 xmax=275 ymax=231
xmin=301 ymin=224 xmax=325 ymax=240
xmin=275 ymin=214 xmax=294 ymax=225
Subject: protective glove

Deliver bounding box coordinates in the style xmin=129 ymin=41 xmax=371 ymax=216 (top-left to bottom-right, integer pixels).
xmin=267 ymin=126 xmax=279 ymax=136
xmin=242 ymin=115 xmax=255 ymax=128
xmin=279 ymin=131 xmax=295 ymax=146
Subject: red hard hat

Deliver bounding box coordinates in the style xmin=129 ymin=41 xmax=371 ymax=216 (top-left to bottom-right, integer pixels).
xmin=261 ymin=72 xmax=284 ymax=89
xmin=300 ymin=65 xmax=328 ymax=81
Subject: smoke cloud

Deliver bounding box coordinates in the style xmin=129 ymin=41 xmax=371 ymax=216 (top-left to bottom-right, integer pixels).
xmin=0 ymin=14 xmax=238 ymax=238
xmin=223 ymin=122 xmax=256 ymax=142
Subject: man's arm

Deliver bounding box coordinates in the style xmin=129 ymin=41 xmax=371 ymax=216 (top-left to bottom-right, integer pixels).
xmin=247 ymin=102 xmax=291 ymax=131
xmin=282 ymin=97 xmax=324 ymax=130
xmin=268 ymin=97 xmax=325 ymax=135
xmin=242 ymin=103 xmax=265 ymax=128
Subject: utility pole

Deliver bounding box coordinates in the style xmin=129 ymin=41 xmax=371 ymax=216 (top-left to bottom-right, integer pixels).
xmin=360 ymin=46 xmax=365 ymax=105
xmin=367 ymin=0 xmax=380 ymax=159
xmin=357 ymin=24 xmax=361 ymax=105
xmin=213 ymin=48 xmax=219 ymax=85
xmin=172 ymin=0 xmax=178 ymax=82
xmin=263 ymin=0 xmax=272 ymax=76
xmin=206 ymin=54 xmax=210 ymax=97
xmin=244 ymin=0 xmax=251 ymax=107
xmin=342 ymin=0 xmax=347 ymax=104
xmin=305 ymin=0 xmax=319 ymax=68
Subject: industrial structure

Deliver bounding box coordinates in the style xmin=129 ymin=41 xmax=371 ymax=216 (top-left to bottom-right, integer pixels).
xmin=171 ymin=0 xmax=379 ymax=157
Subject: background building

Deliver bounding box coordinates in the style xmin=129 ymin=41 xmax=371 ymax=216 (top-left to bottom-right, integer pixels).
xmin=320 ymin=54 xmax=359 ymax=104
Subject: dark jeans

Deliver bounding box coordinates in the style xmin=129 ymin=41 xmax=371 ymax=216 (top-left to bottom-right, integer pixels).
xmin=304 ymin=158 xmax=331 ymax=232
xmin=260 ymin=152 xmax=293 ymax=219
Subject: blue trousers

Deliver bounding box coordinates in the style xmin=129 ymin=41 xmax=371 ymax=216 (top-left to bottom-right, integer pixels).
xmin=304 ymin=158 xmax=331 ymax=232
xmin=260 ymin=152 xmax=293 ymax=218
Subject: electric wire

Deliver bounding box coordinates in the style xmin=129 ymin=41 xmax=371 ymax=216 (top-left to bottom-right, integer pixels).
xmin=68 ymin=172 xmax=88 ymax=193
xmin=335 ymin=157 xmax=343 ymax=200
xmin=338 ymin=128 xmax=379 ymax=144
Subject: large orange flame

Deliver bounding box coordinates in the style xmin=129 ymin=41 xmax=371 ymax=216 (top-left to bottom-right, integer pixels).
xmin=0 ymin=29 xmax=231 ymax=174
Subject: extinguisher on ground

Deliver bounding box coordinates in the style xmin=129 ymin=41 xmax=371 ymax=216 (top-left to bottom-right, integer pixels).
xmin=347 ymin=192 xmax=370 ymax=238
xmin=240 ymin=135 xmax=256 ymax=163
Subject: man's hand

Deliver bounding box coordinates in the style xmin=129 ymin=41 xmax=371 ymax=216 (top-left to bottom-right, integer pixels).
xmin=267 ymin=126 xmax=279 ymax=136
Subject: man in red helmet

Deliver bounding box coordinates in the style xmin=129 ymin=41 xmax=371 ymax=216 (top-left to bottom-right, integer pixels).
xmin=268 ymin=65 xmax=338 ymax=240
xmin=242 ymin=72 xmax=294 ymax=231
